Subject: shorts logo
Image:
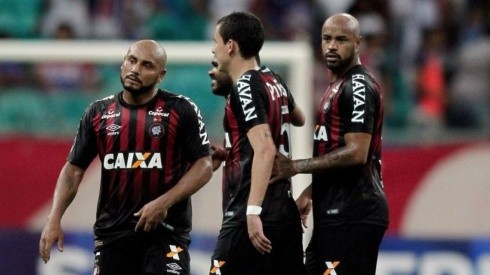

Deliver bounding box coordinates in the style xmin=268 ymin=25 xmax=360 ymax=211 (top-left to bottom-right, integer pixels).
xmin=324 ymin=261 xmax=340 ymax=275
xmin=166 ymin=263 xmax=182 ymax=274
xmin=210 ymin=260 xmax=225 ymax=274
xmin=166 ymin=245 xmax=184 ymax=260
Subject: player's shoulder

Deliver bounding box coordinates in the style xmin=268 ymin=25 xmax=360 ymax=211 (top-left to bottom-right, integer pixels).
xmin=85 ymin=93 xmax=119 ymax=113
xmin=342 ymin=65 xmax=378 ymax=92
xmin=159 ymin=89 xmax=202 ymax=115
xmin=344 ymin=65 xmax=376 ymax=84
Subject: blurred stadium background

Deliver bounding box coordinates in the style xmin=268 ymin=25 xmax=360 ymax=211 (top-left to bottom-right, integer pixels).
xmin=0 ymin=0 xmax=489 ymax=274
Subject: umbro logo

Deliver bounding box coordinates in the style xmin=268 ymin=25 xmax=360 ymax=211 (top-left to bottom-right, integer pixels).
xmin=106 ymin=124 xmax=121 ymax=132
xmin=166 ymin=263 xmax=182 ymax=274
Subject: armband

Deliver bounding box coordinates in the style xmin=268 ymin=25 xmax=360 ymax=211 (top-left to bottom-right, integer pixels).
xmin=246 ymin=205 xmax=262 ymax=216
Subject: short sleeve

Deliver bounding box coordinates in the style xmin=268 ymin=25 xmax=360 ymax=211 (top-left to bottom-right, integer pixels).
xmin=340 ymin=72 xmax=379 ymax=134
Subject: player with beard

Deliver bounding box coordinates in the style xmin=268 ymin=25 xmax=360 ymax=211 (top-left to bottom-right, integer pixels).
xmin=209 ymin=12 xmax=306 ymax=275
xmin=272 ymin=13 xmax=389 ymax=275
xmin=207 ymin=56 xmax=305 ymax=172
xmin=39 ymin=40 xmax=213 ymax=275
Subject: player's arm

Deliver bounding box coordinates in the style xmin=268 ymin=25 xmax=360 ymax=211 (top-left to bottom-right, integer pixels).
xmin=211 ymin=144 xmax=226 ymax=172
xmin=295 ymin=132 xmax=371 ymax=173
xmin=290 ymin=104 xmax=305 ymax=127
xmin=134 ymin=155 xmax=213 ymax=232
xmin=296 ymin=184 xmax=312 ymax=229
xmin=246 ymin=123 xmax=276 ymax=254
xmin=39 ymin=162 xmax=85 ymax=263
xmin=272 ymin=132 xmax=371 ymax=180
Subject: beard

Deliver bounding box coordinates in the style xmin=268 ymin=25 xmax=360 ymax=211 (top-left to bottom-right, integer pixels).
xmin=120 ymin=76 xmax=155 ymax=95
xmin=325 ymin=52 xmax=356 ymax=74
xmin=212 ymin=83 xmax=232 ymax=97
xmin=211 ymin=76 xmax=233 ymax=97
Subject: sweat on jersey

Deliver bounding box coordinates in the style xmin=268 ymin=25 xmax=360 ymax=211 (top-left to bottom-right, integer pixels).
xmin=220 ymin=66 xmax=299 ymax=228
xmin=68 ymin=89 xmax=210 ymax=247
xmin=312 ymin=65 xmax=389 ymax=229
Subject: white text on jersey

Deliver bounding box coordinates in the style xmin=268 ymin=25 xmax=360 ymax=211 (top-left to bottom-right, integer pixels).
xmin=103 ymin=152 xmax=162 ymax=169
xmin=237 ymin=74 xmax=257 ymax=121
xmin=351 ymin=74 xmax=366 ymax=123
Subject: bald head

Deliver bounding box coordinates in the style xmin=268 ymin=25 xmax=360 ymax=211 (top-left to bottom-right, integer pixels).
xmin=323 ymin=13 xmax=360 ymax=39
xmin=128 ymin=39 xmax=167 ymax=69
xmin=320 ymin=13 xmax=361 ymax=76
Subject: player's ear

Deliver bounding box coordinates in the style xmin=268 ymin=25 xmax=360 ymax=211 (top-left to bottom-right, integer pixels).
xmin=157 ymin=68 xmax=167 ymax=83
xmin=227 ymin=39 xmax=236 ymax=55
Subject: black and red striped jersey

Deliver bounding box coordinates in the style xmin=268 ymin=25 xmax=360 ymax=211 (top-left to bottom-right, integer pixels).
xmin=312 ymin=65 xmax=388 ymax=228
xmin=221 ymin=66 xmax=299 ymax=227
xmin=68 ymin=89 xmax=210 ymax=246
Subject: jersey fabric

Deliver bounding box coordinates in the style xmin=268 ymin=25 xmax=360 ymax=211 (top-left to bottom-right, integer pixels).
xmin=220 ymin=66 xmax=299 ymax=227
xmin=211 ymin=66 xmax=305 ymax=274
xmin=312 ymin=64 xmax=389 ymax=229
xmin=305 ymin=224 xmax=385 ymax=275
xmin=68 ymin=89 xmax=210 ymax=248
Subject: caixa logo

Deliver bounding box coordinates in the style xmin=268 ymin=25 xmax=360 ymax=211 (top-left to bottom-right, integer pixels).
xmin=103 ymin=152 xmax=162 ymax=169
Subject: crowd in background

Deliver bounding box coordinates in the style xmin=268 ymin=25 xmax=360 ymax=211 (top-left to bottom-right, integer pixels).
xmin=0 ymin=0 xmax=489 ymax=140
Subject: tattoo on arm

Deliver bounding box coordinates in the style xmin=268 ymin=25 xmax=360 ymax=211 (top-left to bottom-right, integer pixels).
xmin=295 ymin=148 xmax=355 ymax=174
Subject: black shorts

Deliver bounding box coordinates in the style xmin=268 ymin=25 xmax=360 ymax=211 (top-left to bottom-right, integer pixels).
xmin=305 ymin=223 xmax=386 ymax=275
xmin=93 ymin=231 xmax=190 ymax=275
xmin=209 ymin=222 xmax=306 ymax=275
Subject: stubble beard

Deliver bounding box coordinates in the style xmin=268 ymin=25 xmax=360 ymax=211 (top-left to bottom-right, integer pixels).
xmin=326 ymin=53 xmax=355 ymax=74
xmin=120 ymin=76 xmax=155 ymax=95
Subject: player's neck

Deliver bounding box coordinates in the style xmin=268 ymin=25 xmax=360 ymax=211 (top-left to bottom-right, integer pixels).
xmin=122 ymin=88 xmax=158 ymax=106
xmin=229 ymin=57 xmax=258 ymax=82
xmin=329 ymin=59 xmax=361 ymax=82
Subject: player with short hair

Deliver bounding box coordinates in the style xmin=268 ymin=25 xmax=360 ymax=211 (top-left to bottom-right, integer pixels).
xmin=209 ymin=12 xmax=306 ymax=275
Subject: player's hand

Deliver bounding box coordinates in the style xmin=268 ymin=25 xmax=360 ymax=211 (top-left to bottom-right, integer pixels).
xmin=39 ymin=221 xmax=64 ymax=263
xmin=246 ymin=215 xmax=272 ymax=254
xmin=295 ymin=194 xmax=312 ymax=232
xmin=134 ymin=198 xmax=168 ymax=232
xmin=211 ymin=144 xmax=226 ymax=171
xmin=270 ymin=152 xmax=297 ymax=183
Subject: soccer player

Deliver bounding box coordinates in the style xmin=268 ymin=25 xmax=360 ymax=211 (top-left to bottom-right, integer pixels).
xmin=39 ymin=39 xmax=213 ymax=275
xmin=209 ymin=12 xmax=306 ymax=275
xmin=271 ymin=13 xmax=389 ymax=275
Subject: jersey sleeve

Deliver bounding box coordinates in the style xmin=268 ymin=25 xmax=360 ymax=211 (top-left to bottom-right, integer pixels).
xmin=179 ymin=98 xmax=210 ymax=161
xmin=229 ymin=71 xmax=269 ymax=132
xmin=340 ymin=72 xmax=380 ymax=134
xmin=67 ymin=103 xmax=98 ymax=169
xmin=274 ymin=72 xmax=297 ymax=112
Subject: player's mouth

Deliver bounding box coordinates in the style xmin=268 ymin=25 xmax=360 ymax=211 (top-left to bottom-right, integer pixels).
xmin=325 ymin=53 xmax=340 ymax=62
xmin=126 ymin=75 xmax=141 ymax=84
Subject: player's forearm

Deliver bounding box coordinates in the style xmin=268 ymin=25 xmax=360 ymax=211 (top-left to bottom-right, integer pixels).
xmin=47 ymin=163 xmax=84 ymax=222
xmin=247 ymin=147 xmax=276 ymax=206
xmin=294 ymin=146 xmax=362 ymax=174
xmin=159 ymin=156 xmax=213 ymax=207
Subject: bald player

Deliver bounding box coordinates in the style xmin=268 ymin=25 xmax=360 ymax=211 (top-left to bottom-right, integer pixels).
xmin=39 ymin=39 xmax=213 ymax=275
xmin=272 ymin=13 xmax=388 ymax=274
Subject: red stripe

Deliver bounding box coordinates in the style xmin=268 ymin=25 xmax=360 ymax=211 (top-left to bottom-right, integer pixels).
xmin=150 ymin=99 xmax=165 ymax=197
xmin=133 ymin=108 xmax=147 ymax=201
xmin=164 ymin=109 xmax=178 ymax=185
xmin=118 ymin=107 xmax=131 ymax=201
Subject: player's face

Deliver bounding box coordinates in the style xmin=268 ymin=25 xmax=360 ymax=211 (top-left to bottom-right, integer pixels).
xmin=321 ymin=20 xmax=360 ymax=73
xmin=120 ymin=44 xmax=165 ymax=95
xmin=208 ymin=59 xmax=233 ymax=97
xmin=212 ymin=24 xmax=231 ymax=74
